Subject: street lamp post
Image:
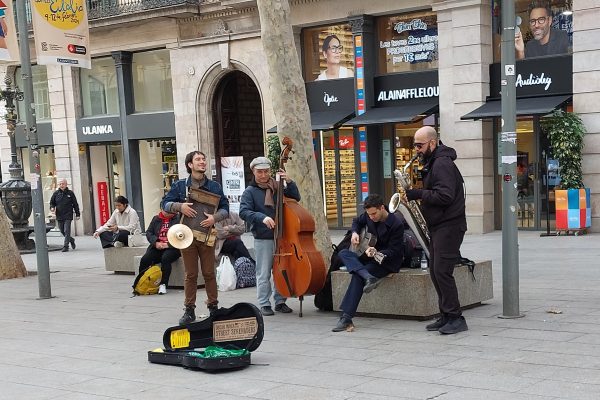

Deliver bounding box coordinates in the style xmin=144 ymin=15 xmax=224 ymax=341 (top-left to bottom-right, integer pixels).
xmin=0 ymin=76 xmax=34 ymax=250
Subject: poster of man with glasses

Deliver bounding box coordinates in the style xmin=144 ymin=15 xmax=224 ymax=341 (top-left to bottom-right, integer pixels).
xmin=514 ymin=2 xmax=571 ymax=59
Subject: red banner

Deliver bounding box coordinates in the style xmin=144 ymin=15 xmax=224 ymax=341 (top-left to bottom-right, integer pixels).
xmin=97 ymin=182 xmax=110 ymax=226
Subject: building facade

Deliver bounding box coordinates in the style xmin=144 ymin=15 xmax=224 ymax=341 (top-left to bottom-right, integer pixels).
xmin=1 ymin=0 xmax=598 ymax=234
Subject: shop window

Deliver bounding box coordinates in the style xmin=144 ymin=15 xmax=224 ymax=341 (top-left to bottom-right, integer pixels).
xmin=15 ymin=65 xmax=50 ymax=121
xmin=132 ymin=49 xmax=173 ymax=112
xmin=376 ymin=10 xmax=438 ymax=75
xmin=394 ymin=123 xmax=426 ymax=189
xmin=302 ymin=24 xmax=355 ymax=82
xmin=80 ymin=56 xmax=119 ymax=116
xmin=139 ymin=139 xmax=178 ymax=225
xmin=492 ymin=0 xmax=572 ymax=62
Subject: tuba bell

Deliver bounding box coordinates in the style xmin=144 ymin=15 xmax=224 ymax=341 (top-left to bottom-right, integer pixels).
xmin=390 ymin=154 xmax=431 ymax=259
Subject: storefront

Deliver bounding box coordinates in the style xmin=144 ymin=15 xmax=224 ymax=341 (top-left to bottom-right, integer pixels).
xmin=462 ymin=55 xmax=573 ymax=230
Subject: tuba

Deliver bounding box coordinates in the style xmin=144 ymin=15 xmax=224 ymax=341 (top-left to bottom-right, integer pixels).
xmin=389 ymin=154 xmax=431 ymax=259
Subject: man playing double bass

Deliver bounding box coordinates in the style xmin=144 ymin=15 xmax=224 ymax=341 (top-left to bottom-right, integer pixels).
xmin=239 ymin=156 xmax=298 ymax=316
xmin=333 ymin=194 xmax=405 ymax=332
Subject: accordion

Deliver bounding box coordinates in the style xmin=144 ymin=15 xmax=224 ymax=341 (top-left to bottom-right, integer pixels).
xmin=180 ymin=187 xmax=221 ymax=247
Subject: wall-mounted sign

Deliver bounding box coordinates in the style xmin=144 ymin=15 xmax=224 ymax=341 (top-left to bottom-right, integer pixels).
xmin=373 ymin=70 xmax=439 ymax=107
xmin=76 ymin=116 xmax=122 ymax=143
xmin=97 ymin=181 xmax=110 ymax=226
xmin=489 ymin=54 xmax=572 ymax=99
xmin=306 ymin=79 xmax=355 ymax=112
xmin=302 ymin=24 xmax=355 ymax=82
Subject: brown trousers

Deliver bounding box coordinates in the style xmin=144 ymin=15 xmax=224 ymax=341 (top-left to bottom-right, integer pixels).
xmin=181 ymin=239 xmax=217 ymax=309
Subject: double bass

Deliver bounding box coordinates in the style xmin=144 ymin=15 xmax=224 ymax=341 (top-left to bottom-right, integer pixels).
xmin=273 ymin=137 xmax=327 ymax=317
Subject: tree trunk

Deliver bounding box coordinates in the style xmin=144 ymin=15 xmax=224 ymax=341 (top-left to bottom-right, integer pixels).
xmin=256 ymin=0 xmax=333 ymax=264
xmin=0 ymin=206 xmax=27 ymax=280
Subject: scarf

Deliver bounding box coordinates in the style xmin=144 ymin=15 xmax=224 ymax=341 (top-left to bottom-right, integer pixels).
xmin=255 ymin=177 xmax=278 ymax=208
xmin=157 ymin=211 xmax=174 ymax=243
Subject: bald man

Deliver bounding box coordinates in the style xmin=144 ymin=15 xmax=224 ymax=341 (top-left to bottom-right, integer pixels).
xmin=405 ymin=126 xmax=468 ymax=334
xmin=50 ymin=179 xmax=81 ymax=252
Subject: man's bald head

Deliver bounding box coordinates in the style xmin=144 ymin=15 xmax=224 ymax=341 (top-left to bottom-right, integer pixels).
xmin=414 ymin=126 xmax=438 ymax=142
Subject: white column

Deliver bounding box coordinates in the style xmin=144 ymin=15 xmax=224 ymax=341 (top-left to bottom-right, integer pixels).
xmin=573 ymin=1 xmax=600 ymax=232
xmin=433 ymin=0 xmax=495 ymax=233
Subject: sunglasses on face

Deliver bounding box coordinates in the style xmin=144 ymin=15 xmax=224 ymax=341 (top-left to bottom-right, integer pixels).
xmin=413 ymin=141 xmax=430 ymax=149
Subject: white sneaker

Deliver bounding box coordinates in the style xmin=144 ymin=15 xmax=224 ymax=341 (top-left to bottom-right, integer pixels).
xmin=114 ymin=241 xmax=124 ymax=248
xmin=158 ymin=284 xmax=167 ymax=295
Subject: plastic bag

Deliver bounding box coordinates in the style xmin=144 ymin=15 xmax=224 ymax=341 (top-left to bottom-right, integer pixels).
xmin=217 ymin=255 xmax=237 ymax=291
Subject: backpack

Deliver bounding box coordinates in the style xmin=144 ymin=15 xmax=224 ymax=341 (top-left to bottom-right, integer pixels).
xmin=233 ymin=257 xmax=256 ymax=288
xmin=403 ymin=228 xmax=423 ymax=268
xmin=314 ymin=230 xmax=353 ymax=311
xmin=132 ymin=265 xmax=162 ymax=295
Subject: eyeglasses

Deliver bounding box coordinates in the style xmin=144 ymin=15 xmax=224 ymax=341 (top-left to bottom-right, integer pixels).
xmin=529 ymin=16 xmax=549 ymax=26
xmin=413 ymin=141 xmax=430 ymax=149
xmin=328 ymin=45 xmax=343 ymax=53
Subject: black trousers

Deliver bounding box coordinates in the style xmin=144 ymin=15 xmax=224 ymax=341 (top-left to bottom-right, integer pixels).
xmin=220 ymin=238 xmax=253 ymax=261
xmin=99 ymin=230 xmax=130 ymax=248
xmin=428 ymin=225 xmax=466 ymax=318
xmin=139 ymin=246 xmax=181 ymax=286
xmin=57 ymin=219 xmax=73 ymax=248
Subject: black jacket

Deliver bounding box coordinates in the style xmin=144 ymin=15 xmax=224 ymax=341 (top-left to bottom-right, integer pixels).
xmin=49 ymin=188 xmax=80 ymax=221
xmin=351 ymin=209 xmax=405 ymax=273
xmin=145 ymin=213 xmax=180 ymax=249
xmin=420 ymin=144 xmax=467 ymax=232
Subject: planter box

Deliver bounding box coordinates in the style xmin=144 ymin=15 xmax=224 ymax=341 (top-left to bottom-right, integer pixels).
xmin=555 ymin=188 xmax=591 ymax=230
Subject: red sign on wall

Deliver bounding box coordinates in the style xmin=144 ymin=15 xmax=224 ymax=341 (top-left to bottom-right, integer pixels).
xmin=339 ymin=136 xmax=354 ymax=149
xmin=97 ymin=182 xmax=110 ymax=226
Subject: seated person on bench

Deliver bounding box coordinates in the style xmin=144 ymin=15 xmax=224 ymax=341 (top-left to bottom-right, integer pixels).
xmin=332 ymin=194 xmax=405 ymax=332
xmin=93 ymin=196 xmax=141 ymax=248
xmin=138 ymin=207 xmax=181 ymax=294
xmin=214 ymin=211 xmax=254 ymax=263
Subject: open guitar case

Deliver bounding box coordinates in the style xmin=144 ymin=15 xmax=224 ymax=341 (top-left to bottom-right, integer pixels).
xmin=148 ymin=302 xmax=264 ymax=371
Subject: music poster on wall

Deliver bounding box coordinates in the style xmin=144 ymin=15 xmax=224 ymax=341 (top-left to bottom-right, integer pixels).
xmin=221 ymin=156 xmax=245 ymax=214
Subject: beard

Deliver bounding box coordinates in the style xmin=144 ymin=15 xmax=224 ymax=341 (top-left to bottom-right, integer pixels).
xmin=418 ymin=147 xmax=434 ymax=163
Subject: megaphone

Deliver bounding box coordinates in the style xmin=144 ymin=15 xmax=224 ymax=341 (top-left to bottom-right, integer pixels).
xmin=167 ymin=224 xmax=194 ymax=249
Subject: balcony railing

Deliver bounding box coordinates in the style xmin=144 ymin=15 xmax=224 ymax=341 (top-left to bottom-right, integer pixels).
xmin=87 ymin=0 xmax=200 ymax=20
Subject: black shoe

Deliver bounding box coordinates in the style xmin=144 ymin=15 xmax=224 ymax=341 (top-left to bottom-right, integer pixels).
xmin=70 ymin=238 xmax=76 ymax=250
xmin=179 ymin=306 xmax=196 ymax=325
xmin=439 ymin=316 xmax=468 ymax=335
xmin=426 ymin=316 xmax=449 ymax=331
xmin=208 ymin=303 xmax=218 ymax=315
xmin=61 ymin=246 xmax=69 ymax=252
xmin=363 ymin=277 xmax=383 ymax=294
xmin=274 ymin=303 xmax=293 ymax=313
xmin=261 ymin=306 xmax=274 ymax=316
xmin=332 ymin=317 xmax=353 ymax=332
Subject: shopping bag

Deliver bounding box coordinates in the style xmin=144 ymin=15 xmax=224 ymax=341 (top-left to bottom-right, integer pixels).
xmin=217 ymin=255 xmax=237 ymax=291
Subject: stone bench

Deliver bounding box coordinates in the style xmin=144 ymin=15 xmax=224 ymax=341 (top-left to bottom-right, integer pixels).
xmin=133 ymin=256 xmax=205 ymax=289
xmin=104 ymin=246 xmax=148 ymax=273
xmin=331 ymin=261 xmax=493 ymax=319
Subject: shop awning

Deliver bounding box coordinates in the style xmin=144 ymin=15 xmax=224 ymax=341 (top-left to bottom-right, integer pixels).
xmin=343 ymin=101 xmax=438 ymax=126
xmin=267 ymin=109 xmax=355 ymax=133
xmin=461 ymin=95 xmax=572 ymax=120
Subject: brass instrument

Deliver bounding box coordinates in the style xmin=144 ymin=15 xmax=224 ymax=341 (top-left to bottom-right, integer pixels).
xmin=389 ymin=154 xmax=431 ymax=259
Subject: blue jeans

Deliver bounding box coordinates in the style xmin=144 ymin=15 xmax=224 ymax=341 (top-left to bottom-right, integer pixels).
xmin=338 ymin=249 xmax=376 ymax=319
xmin=254 ymin=239 xmax=285 ymax=307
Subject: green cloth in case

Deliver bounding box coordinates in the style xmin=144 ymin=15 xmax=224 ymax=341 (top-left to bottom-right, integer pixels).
xmin=187 ymin=345 xmax=249 ymax=359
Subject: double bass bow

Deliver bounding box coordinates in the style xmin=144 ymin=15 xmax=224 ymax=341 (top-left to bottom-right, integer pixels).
xmin=273 ymin=137 xmax=326 ymax=317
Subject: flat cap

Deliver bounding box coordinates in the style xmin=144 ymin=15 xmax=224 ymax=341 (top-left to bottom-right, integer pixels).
xmin=250 ymin=156 xmax=271 ymax=170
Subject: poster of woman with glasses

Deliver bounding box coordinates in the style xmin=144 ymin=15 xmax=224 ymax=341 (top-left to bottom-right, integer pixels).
xmin=302 ymin=25 xmax=355 ymax=82
xmin=316 ymin=34 xmax=354 ymax=81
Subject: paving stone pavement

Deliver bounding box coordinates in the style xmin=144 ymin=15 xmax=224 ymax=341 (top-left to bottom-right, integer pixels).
xmin=1 ymin=230 xmax=600 ymax=400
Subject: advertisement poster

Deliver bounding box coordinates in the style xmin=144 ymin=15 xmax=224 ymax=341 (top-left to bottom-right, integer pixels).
xmin=221 ymin=156 xmax=245 ymax=214
xmin=97 ymin=181 xmax=110 ymax=226
xmin=0 ymin=0 xmax=19 ymax=61
xmin=302 ymin=24 xmax=355 ymax=82
xmin=31 ymin=0 xmax=91 ymax=68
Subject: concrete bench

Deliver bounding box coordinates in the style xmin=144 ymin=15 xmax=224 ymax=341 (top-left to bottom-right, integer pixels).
xmin=331 ymin=261 xmax=493 ymax=319
xmin=104 ymin=247 xmax=148 ymax=273
xmin=133 ymin=256 xmax=205 ymax=289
